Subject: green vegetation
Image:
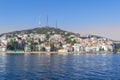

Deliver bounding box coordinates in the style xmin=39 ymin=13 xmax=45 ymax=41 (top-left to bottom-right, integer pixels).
xmin=1 ymin=27 xmax=75 ymax=36
xmin=40 ymin=47 xmax=45 ymax=51
xmin=50 ymin=41 xmax=58 ymax=51
xmin=8 ymin=39 xmax=14 ymax=48
xmin=46 ymin=33 xmax=50 ymax=39
xmin=114 ymin=44 xmax=120 ymax=52
xmin=99 ymin=48 xmax=105 ymax=52
xmin=117 ymin=48 xmax=120 ymax=52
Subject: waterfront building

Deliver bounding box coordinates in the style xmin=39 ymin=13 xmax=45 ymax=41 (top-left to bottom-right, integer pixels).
xmin=24 ymin=45 xmax=31 ymax=52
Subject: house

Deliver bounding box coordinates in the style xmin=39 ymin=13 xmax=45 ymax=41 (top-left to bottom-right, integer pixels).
xmin=85 ymin=46 xmax=91 ymax=52
xmin=0 ymin=43 xmax=7 ymax=52
xmin=0 ymin=46 xmax=6 ymax=52
xmin=96 ymin=46 xmax=101 ymax=52
xmin=102 ymin=45 xmax=108 ymax=52
xmin=73 ymin=44 xmax=81 ymax=52
xmin=45 ymin=46 xmax=51 ymax=52
xmin=58 ymin=49 xmax=66 ymax=52
xmin=62 ymin=44 xmax=73 ymax=52
xmin=44 ymin=42 xmax=51 ymax=52
xmin=40 ymin=34 xmax=46 ymax=42
xmin=24 ymin=45 xmax=31 ymax=52
xmin=1 ymin=39 xmax=8 ymax=45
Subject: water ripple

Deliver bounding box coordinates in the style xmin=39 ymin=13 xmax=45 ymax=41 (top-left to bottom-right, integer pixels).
xmin=0 ymin=53 xmax=119 ymax=79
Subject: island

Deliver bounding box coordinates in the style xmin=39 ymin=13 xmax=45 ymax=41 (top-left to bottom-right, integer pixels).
xmin=0 ymin=27 xmax=119 ymax=54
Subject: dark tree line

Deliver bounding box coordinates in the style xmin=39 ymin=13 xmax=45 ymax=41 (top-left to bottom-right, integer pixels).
xmin=7 ymin=39 xmax=25 ymax=51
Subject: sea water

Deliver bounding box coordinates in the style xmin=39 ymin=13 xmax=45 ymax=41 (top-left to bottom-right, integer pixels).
xmin=0 ymin=53 xmax=119 ymax=80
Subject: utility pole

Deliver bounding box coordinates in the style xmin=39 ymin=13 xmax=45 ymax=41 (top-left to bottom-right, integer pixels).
xmin=38 ymin=20 xmax=41 ymax=27
xmin=38 ymin=16 xmax=41 ymax=27
xmin=56 ymin=19 xmax=58 ymax=29
xmin=46 ymin=14 xmax=48 ymax=27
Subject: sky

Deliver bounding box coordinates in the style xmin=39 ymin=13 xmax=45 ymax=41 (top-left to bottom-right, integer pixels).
xmin=0 ymin=0 xmax=120 ymax=40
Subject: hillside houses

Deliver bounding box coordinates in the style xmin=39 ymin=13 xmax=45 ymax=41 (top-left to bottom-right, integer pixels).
xmin=0 ymin=30 xmax=115 ymax=53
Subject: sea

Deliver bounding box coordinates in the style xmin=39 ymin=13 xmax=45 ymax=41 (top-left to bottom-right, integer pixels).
xmin=0 ymin=53 xmax=120 ymax=80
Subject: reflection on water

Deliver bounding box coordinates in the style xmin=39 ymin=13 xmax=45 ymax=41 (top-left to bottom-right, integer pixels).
xmin=0 ymin=53 xmax=7 ymax=80
xmin=0 ymin=53 xmax=120 ymax=79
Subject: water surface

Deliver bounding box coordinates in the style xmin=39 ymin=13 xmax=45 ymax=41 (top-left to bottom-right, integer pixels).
xmin=0 ymin=53 xmax=120 ymax=80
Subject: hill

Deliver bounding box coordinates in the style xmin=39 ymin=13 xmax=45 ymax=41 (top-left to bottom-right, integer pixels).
xmin=0 ymin=27 xmax=104 ymax=39
xmin=1 ymin=27 xmax=76 ymax=35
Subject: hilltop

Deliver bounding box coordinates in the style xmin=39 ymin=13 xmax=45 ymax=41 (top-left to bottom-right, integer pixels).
xmin=0 ymin=27 xmax=103 ymax=39
xmin=1 ymin=27 xmax=76 ymax=36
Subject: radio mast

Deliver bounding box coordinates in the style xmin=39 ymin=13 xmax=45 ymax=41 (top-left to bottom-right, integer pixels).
xmin=46 ymin=14 xmax=49 ymax=27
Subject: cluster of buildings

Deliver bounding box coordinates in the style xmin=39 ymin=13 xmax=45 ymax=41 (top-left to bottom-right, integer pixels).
xmin=0 ymin=31 xmax=115 ymax=53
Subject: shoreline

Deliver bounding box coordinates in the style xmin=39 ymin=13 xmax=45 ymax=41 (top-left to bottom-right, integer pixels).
xmin=0 ymin=51 xmax=117 ymax=54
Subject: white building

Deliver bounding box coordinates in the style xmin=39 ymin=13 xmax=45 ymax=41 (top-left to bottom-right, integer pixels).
xmin=45 ymin=46 xmax=51 ymax=52
xmin=24 ymin=45 xmax=31 ymax=52
xmin=73 ymin=44 xmax=81 ymax=52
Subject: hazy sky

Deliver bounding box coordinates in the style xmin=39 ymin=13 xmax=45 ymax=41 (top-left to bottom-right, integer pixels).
xmin=0 ymin=0 xmax=120 ymax=40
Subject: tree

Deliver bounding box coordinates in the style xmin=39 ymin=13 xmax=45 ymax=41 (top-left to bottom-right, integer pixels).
xmin=8 ymin=39 xmax=14 ymax=47
xmin=99 ymin=48 xmax=105 ymax=52
xmin=29 ymin=40 xmax=34 ymax=51
xmin=50 ymin=41 xmax=58 ymax=51
xmin=7 ymin=39 xmax=14 ymax=50
xmin=46 ymin=33 xmax=50 ymax=39
xmin=65 ymin=38 xmax=72 ymax=44
xmin=59 ymin=42 xmax=62 ymax=47
xmin=8 ymin=40 xmax=18 ymax=51
xmin=40 ymin=47 xmax=45 ymax=51
xmin=13 ymin=41 xmax=18 ymax=51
